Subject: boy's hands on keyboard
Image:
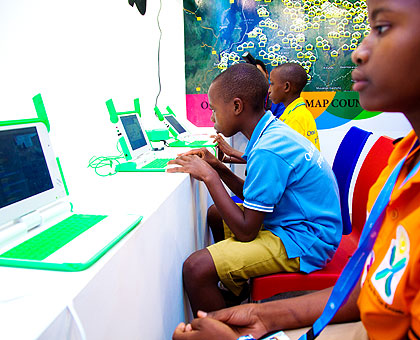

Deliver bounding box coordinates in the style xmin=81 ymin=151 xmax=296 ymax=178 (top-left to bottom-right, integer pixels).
xmin=174 ymin=147 xmax=221 ymax=169
xmin=166 ymin=150 xmax=219 ymax=183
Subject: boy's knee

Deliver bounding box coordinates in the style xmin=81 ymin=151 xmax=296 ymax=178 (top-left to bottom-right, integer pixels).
xmin=207 ymin=204 xmax=221 ymax=224
xmin=182 ymin=250 xmax=216 ymax=282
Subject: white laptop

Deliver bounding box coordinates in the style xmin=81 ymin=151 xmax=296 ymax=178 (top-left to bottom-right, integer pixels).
xmin=113 ymin=112 xmax=181 ymax=172
xmin=158 ymin=107 xmax=216 ymax=148
xmin=0 ymin=122 xmax=142 ymax=271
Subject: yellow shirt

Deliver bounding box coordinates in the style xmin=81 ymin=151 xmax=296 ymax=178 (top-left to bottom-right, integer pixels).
xmin=279 ymin=97 xmax=320 ymax=151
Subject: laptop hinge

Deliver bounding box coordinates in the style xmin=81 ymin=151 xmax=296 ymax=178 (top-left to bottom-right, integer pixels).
xmin=38 ymin=200 xmax=72 ymax=226
xmin=0 ymin=200 xmax=71 ymax=250
xmin=18 ymin=210 xmax=43 ymax=231
xmin=0 ymin=210 xmax=42 ymax=249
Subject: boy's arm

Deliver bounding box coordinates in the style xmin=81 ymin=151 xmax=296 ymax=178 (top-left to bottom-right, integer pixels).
xmin=213 ymin=159 xmax=245 ymax=199
xmin=201 ymin=280 xmax=361 ymax=339
xmin=167 ymin=154 xmax=263 ymax=241
xmin=206 ymin=174 xmax=265 ymax=241
xmin=222 ymin=154 xmax=247 ymax=165
xmin=212 ymin=134 xmax=247 ymax=164
xmin=254 ymin=280 xmax=361 ymax=332
xmin=170 ymin=148 xmax=245 ymax=198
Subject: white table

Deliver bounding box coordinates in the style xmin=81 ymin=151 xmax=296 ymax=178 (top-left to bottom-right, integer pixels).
xmin=0 ymin=171 xmax=213 ymax=340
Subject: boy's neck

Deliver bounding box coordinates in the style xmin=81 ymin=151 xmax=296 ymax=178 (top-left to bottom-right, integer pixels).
xmin=241 ymin=110 xmax=266 ymax=140
xmin=283 ymin=94 xmax=301 ymax=109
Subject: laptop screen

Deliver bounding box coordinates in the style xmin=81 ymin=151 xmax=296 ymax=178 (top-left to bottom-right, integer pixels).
xmin=120 ymin=114 xmax=148 ymax=151
xmin=0 ymin=123 xmax=66 ymax=226
xmin=0 ymin=127 xmax=53 ymax=209
xmin=164 ymin=115 xmax=187 ymax=134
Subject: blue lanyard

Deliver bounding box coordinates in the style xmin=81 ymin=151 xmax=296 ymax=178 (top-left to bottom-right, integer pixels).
xmin=238 ymin=141 xmax=419 ymax=340
xmin=300 ymin=143 xmax=420 ymax=340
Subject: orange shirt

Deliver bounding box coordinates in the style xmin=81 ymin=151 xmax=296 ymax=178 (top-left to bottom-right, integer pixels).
xmin=358 ymin=130 xmax=420 ymax=340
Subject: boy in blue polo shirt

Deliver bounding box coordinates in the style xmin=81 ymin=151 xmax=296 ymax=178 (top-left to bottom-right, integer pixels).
xmin=167 ymin=63 xmax=342 ymax=317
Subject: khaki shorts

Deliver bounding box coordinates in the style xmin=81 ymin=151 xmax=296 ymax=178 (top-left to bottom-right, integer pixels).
xmin=207 ymin=229 xmax=300 ymax=296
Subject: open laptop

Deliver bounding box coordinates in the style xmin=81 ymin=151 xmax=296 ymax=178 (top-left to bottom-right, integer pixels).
xmin=113 ymin=112 xmax=179 ymax=172
xmin=0 ymin=122 xmax=142 ymax=271
xmin=155 ymin=106 xmax=216 ymax=148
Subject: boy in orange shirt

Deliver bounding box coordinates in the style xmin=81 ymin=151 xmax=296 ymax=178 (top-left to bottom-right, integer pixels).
xmin=173 ymin=0 xmax=420 ymax=339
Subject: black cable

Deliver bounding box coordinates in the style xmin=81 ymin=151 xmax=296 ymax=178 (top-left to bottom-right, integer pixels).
xmin=155 ymin=0 xmax=163 ymax=107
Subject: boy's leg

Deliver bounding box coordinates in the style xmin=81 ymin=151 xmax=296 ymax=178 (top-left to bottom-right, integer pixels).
xmin=208 ymin=230 xmax=300 ymax=297
xmin=182 ymin=248 xmax=226 ymax=316
xmin=207 ymin=204 xmax=225 ymax=243
xmin=207 ymin=203 xmax=244 ymax=243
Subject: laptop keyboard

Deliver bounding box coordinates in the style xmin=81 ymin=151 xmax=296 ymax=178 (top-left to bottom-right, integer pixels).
xmin=142 ymin=158 xmax=173 ymax=169
xmin=186 ymin=141 xmax=208 ymax=146
xmin=0 ymin=214 xmax=107 ymax=261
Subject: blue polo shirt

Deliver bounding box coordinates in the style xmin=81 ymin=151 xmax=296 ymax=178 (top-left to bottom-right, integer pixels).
xmin=242 ymin=112 xmax=342 ymax=273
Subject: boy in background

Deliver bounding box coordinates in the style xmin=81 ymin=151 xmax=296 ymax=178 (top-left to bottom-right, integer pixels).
xmin=215 ymin=62 xmax=319 ymax=165
xmin=269 ymin=63 xmax=320 ymax=151
xmin=255 ymin=59 xmax=286 ymax=118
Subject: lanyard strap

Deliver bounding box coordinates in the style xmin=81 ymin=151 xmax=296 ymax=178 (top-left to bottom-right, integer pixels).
xmin=237 ymin=141 xmax=419 ymax=340
xmin=300 ymin=153 xmax=410 ymax=340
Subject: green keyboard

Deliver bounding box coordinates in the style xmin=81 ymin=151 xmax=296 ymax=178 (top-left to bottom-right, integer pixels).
xmin=169 ymin=140 xmax=215 ymax=148
xmin=142 ymin=158 xmax=173 ymax=169
xmin=186 ymin=141 xmax=208 ymax=147
xmin=0 ymin=214 xmax=107 ymax=261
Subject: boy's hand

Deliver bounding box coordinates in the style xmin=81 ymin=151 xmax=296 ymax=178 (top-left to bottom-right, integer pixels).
xmin=212 ymin=134 xmax=237 ymax=158
xmin=174 ymin=147 xmax=221 ymax=169
xmin=206 ymin=304 xmax=269 ymax=338
xmin=172 ymin=305 xmax=269 ymax=340
xmin=172 ymin=318 xmax=238 ymax=340
xmin=166 ymin=154 xmax=218 ymax=183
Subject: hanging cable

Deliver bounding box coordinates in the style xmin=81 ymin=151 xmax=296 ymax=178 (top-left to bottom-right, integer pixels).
xmin=154 ymin=0 xmax=163 ymax=108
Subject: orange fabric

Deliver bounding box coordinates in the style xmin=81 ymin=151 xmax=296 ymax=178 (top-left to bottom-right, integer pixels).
xmin=357 ymin=130 xmax=420 ymax=340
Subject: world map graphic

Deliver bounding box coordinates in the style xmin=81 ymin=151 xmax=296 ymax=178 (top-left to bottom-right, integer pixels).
xmin=183 ymin=0 xmax=380 ymax=128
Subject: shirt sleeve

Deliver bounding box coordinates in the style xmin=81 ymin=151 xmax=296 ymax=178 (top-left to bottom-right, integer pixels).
xmin=243 ymin=149 xmax=291 ymax=212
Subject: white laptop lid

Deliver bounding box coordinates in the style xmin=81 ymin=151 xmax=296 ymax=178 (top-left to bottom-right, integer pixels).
xmin=117 ymin=113 xmax=151 ymax=160
xmin=0 ymin=122 xmax=142 ymax=270
xmin=163 ymin=115 xmax=189 ymax=137
xmin=163 ymin=114 xmax=215 ymax=142
xmin=0 ymin=123 xmax=67 ymax=227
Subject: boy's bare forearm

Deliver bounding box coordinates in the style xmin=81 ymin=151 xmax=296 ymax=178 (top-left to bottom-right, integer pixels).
xmin=257 ymin=283 xmax=361 ymax=333
xmin=230 ymin=150 xmax=245 ymax=161
xmin=213 ymin=161 xmax=245 ymax=199
xmin=229 ymin=155 xmax=247 ymax=164
xmin=203 ymin=175 xmax=260 ymax=241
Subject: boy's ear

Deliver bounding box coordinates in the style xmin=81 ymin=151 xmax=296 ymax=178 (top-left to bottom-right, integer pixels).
xmin=232 ymin=98 xmax=244 ymax=116
xmin=284 ymin=81 xmax=291 ymax=93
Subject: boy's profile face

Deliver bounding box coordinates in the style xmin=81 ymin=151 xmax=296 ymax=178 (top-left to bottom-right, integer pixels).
xmin=352 ymin=0 xmax=420 ymax=114
xmin=268 ymin=68 xmax=287 ymax=105
xmin=208 ymin=81 xmax=237 ymax=137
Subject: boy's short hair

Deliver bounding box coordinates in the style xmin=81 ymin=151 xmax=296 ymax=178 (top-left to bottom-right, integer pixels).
xmin=274 ymin=62 xmax=308 ymax=94
xmin=212 ymin=63 xmax=269 ymax=111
